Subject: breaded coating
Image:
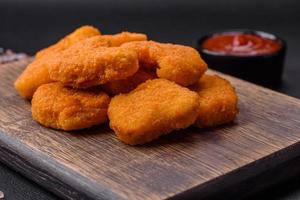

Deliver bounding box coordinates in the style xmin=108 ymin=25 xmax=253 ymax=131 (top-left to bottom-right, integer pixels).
xmin=108 ymin=79 xmax=200 ymax=145
xmin=36 ymin=25 xmax=101 ymax=59
xmin=14 ymin=58 xmax=53 ymax=99
xmin=101 ymin=68 xmax=156 ymax=95
xmin=14 ymin=37 xmax=109 ymax=99
xmin=14 ymin=30 xmax=146 ymax=99
xmin=47 ymin=38 xmax=139 ymax=88
xmin=190 ymin=74 xmax=238 ymax=128
xmin=100 ymin=32 xmax=147 ymax=46
xmin=122 ymin=41 xmax=207 ymax=86
xmin=32 ymin=82 xmax=110 ymax=131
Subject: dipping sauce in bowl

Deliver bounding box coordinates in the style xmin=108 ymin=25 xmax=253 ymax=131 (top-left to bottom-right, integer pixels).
xmin=197 ymin=30 xmax=286 ymax=87
xmin=201 ymin=32 xmax=282 ymax=56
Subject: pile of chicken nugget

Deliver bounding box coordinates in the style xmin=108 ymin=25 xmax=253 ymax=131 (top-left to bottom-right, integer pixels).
xmin=14 ymin=25 xmax=238 ymax=145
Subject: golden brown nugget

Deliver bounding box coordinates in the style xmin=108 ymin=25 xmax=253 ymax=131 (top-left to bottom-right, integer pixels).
xmin=15 ymin=26 xmax=103 ymax=99
xmin=15 ymin=31 xmax=145 ymax=99
xmin=101 ymin=68 xmax=156 ymax=95
xmin=32 ymin=82 xmax=110 ymax=131
xmin=37 ymin=29 xmax=145 ymax=59
xmin=190 ymin=74 xmax=238 ymax=128
xmin=47 ymin=39 xmax=139 ymax=88
xmin=100 ymin=32 xmax=147 ymax=46
xmin=14 ymin=37 xmax=109 ymax=99
xmin=122 ymin=41 xmax=207 ymax=86
xmin=14 ymin=58 xmax=52 ymax=99
xmin=36 ymin=25 xmax=101 ymax=59
xmin=108 ymin=79 xmax=200 ymax=145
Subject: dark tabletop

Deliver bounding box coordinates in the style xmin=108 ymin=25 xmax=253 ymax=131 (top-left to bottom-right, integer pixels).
xmin=0 ymin=0 xmax=300 ymax=199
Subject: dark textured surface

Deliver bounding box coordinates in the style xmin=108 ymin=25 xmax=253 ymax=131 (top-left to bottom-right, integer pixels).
xmin=0 ymin=0 xmax=300 ymax=199
xmin=0 ymin=162 xmax=59 ymax=200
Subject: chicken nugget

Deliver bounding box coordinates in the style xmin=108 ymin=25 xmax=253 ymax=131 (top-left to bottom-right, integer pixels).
xmin=101 ymin=68 xmax=156 ymax=95
xmin=47 ymin=40 xmax=139 ymax=88
xmin=108 ymin=79 xmax=200 ymax=145
xmin=15 ymin=31 xmax=146 ymax=99
xmin=14 ymin=36 xmax=109 ymax=99
xmin=14 ymin=58 xmax=52 ymax=99
xmin=32 ymin=82 xmax=110 ymax=131
xmin=36 ymin=25 xmax=101 ymax=59
xmin=100 ymin=32 xmax=147 ymax=46
xmin=190 ymin=74 xmax=238 ymax=128
xmin=122 ymin=41 xmax=207 ymax=86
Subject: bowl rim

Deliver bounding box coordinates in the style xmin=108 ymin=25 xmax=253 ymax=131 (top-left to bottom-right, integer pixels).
xmin=197 ymin=29 xmax=286 ymax=59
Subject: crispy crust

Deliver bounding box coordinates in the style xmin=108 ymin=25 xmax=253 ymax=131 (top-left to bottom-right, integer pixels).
xmin=108 ymin=79 xmax=200 ymax=145
xmin=99 ymin=32 xmax=147 ymax=46
xmin=31 ymin=82 xmax=110 ymax=130
xmin=122 ymin=41 xmax=207 ymax=86
xmin=190 ymin=74 xmax=238 ymax=128
xmin=35 ymin=25 xmax=101 ymax=59
xmin=15 ymin=28 xmax=146 ymax=99
xmin=14 ymin=58 xmax=53 ymax=99
xmin=15 ymin=26 xmax=103 ymax=99
xmin=101 ymin=68 xmax=156 ymax=95
xmin=47 ymin=37 xmax=139 ymax=88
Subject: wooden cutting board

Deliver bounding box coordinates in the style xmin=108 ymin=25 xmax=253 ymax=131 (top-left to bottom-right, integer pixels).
xmin=1 ymin=58 xmax=300 ymax=200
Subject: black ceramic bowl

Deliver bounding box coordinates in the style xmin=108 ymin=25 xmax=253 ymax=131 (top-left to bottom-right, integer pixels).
xmin=197 ymin=30 xmax=286 ymax=87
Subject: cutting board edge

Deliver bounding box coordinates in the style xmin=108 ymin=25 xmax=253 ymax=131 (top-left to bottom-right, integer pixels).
xmin=0 ymin=129 xmax=123 ymax=200
xmin=169 ymin=138 xmax=300 ymax=200
xmin=2 ymin=126 xmax=300 ymax=200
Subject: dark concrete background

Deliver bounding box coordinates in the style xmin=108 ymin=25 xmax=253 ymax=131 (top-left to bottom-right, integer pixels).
xmin=0 ymin=0 xmax=300 ymax=199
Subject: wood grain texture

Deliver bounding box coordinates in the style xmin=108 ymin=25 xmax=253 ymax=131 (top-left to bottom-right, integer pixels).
xmin=0 ymin=59 xmax=300 ymax=200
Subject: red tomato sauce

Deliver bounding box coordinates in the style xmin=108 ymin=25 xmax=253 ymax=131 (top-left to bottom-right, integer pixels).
xmin=202 ymin=32 xmax=282 ymax=56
